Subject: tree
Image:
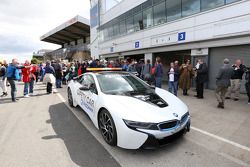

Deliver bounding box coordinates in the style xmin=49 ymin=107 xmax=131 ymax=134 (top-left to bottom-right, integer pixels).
xmin=31 ymin=58 xmax=41 ymax=64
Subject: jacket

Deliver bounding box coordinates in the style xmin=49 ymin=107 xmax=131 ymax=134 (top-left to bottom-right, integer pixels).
xmin=196 ymin=63 xmax=208 ymax=84
xmin=231 ymin=64 xmax=246 ymax=80
xmin=7 ymin=64 xmax=16 ymax=79
xmin=22 ymin=64 xmax=36 ymax=83
xmin=216 ymin=64 xmax=234 ymax=87
xmin=0 ymin=65 xmax=6 ymax=78
xmin=155 ymin=64 xmax=163 ymax=78
xmin=44 ymin=65 xmax=55 ymax=74
xmin=141 ymin=64 xmax=152 ymax=76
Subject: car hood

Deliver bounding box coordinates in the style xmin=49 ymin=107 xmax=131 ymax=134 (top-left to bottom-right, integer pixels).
xmin=103 ymin=88 xmax=188 ymax=123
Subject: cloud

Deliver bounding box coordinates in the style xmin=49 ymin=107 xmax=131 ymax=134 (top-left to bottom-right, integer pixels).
xmin=0 ymin=0 xmax=90 ymax=61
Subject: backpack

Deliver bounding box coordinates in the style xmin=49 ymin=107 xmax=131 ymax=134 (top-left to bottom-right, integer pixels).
xmin=14 ymin=69 xmax=21 ymax=80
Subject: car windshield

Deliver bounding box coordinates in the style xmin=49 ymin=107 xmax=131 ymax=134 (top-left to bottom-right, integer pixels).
xmin=96 ymin=72 xmax=152 ymax=95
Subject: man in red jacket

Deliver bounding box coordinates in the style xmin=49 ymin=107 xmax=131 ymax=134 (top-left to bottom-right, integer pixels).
xmin=22 ymin=60 xmax=36 ymax=98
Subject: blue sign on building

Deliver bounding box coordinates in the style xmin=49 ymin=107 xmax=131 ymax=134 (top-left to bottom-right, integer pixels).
xmin=178 ymin=32 xmax=186 ymax=41
xmin=135 ymin=41 xmax=140 ymax=48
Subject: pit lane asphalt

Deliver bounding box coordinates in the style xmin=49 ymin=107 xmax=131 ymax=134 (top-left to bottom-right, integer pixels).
xmin=0 ymin=82 xmax=120 ymax=167
xmin=0 ymin=82 xmax=250 ymax=167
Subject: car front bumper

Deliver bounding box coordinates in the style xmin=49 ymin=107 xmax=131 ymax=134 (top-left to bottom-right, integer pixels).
xmin=140 ymin=120 xmax=190 ymax=149
xmin=115 ymin=115 xmax=190 ymax=149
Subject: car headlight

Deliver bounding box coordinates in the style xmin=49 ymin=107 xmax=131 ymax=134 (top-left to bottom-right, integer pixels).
xmin=123 ymin=119 xmax=158 ymax=130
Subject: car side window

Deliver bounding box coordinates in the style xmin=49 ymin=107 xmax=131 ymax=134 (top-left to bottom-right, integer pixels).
xmin=81 ymin=75 xmax=98 ymax=95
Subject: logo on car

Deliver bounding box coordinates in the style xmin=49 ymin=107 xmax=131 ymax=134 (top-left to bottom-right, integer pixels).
xmin=173 ymin=113 xmax=178 ymax=117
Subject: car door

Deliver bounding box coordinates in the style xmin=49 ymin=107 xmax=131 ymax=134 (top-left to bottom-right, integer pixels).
xmin=78 ymin=74 xmax=98 ymax=119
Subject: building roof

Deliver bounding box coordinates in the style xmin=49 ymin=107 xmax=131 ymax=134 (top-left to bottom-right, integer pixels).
xmin=40 ymin=15 xmax=90 ymax=45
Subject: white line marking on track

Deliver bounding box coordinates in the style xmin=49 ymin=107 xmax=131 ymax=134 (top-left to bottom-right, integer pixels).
xmin=57 ymin=93 xmax=66 ymax=103
xmin=56 ymin=92 xmax=250 ymax=154
xmin=219 ymin=152 xmax=250 ymax=167
xmin=191 ymin=127 xmax=250 ymax=152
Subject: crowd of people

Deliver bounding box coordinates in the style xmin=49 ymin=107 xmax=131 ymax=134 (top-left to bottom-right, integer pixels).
xmin=0 ymin=57 xmax=249 ymax=108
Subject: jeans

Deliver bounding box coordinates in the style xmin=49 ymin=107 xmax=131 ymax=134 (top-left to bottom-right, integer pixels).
xmin=24 ymin=80 xmax=34 ymax=95
xmin=7 ymin=78 xmax=16 ymax=101
xmin=56 ymin=79 xmax=62 ymax=88
xmin=155 ymin=77 xmax=162 ymax=88
xmin=168 ymin=81 xmax=178 ymax=96
xmin=40 ymin=73 xmax=44 ymax=82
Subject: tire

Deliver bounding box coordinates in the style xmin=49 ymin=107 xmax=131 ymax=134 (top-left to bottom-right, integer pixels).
xmin=67 ymin=88 xmax=74 ymax=107
xmin=98 ymin=109 xmax=117 ymax=146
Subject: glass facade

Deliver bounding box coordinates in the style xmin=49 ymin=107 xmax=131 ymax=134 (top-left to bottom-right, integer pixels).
xmin=134 ymin=12 xmax=143 ymax=31
xmin=226 ymin=0 xmax=240 ymax=4
xmin=98 ymin=0 xmax=241 ymax=42
xmin=119 ymin=20 xmax=126 ymax=35
xmin=143 ymin=7 xmax=153 ymax=29
xmin=153 ymin=1 xmax=166 ymax=25
xmin=126 ymin=16 xmax=134 ymax=33
xmin=182 ymin=0 xmax=200 ymax=17
xmin=201 ymin=0 xmax=225 ymax=11
xmin=167 ymin=0 xmax=181 ymax=21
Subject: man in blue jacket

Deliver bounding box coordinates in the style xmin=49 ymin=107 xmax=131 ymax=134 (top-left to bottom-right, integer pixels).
xmin=7 ymin=59 xmax=25 ymax=102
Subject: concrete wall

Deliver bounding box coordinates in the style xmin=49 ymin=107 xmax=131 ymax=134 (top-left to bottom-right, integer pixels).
xmin=71 ymin=51 xmax=91 ymax=61
xmin=98 ymin=0 xmax=250 ymax=56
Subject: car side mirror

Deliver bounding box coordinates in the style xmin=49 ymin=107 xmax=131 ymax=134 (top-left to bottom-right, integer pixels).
xmin=79 ymin=85 xmax=90 ymax=91
xmin=150 ymin=85 xmax=156 ymax=89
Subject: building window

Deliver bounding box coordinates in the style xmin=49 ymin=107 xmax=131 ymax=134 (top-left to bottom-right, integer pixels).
xmin=167 ymin=0 xmax=181 ymax=22
xmin=134 ymin=12 xmax=143 ymax=31
xmin=113 ymin=22 xmax=119 ymax=37
xmin=153 ymin=1 xmax=166 ymax=26
xmin=104 ymin=28 xmax=109 ymax=41
xmin=119 ymin=20 xmax=126 ymax=36
xmin=126 ymin=16 xmax=134 ymax=33
xmin=226 ymin=0 xmax=240 ymax=4
xmin=99 ymin=29 xmax=104 ymax=42
xmin=201 ymin=0 xmax=225 ymax=11
xmin=143 ymin=7 xmax=153 ymax=29
xmin=108 ymin=25 xmax=113 ymax=39
xmin=182 ymin=0 xmax=200 ymax=17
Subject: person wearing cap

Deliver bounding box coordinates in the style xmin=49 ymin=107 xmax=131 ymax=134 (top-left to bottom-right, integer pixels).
xmin=215 ymin=58 xmax=234 ymax=109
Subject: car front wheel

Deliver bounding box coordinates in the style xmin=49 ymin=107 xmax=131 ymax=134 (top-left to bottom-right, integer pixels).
xmin=68 ymin=88 xmax=74 ymax=107
xmin=98 ymin=109 xmax=117 ymax=146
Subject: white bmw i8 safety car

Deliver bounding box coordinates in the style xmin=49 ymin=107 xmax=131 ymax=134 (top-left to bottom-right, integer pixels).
xmin=67 ymin=69 xmax=190 ymax=149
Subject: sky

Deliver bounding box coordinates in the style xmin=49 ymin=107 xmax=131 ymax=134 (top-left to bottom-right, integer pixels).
xmin=0 ymin=0 xmax=90 ymax=63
